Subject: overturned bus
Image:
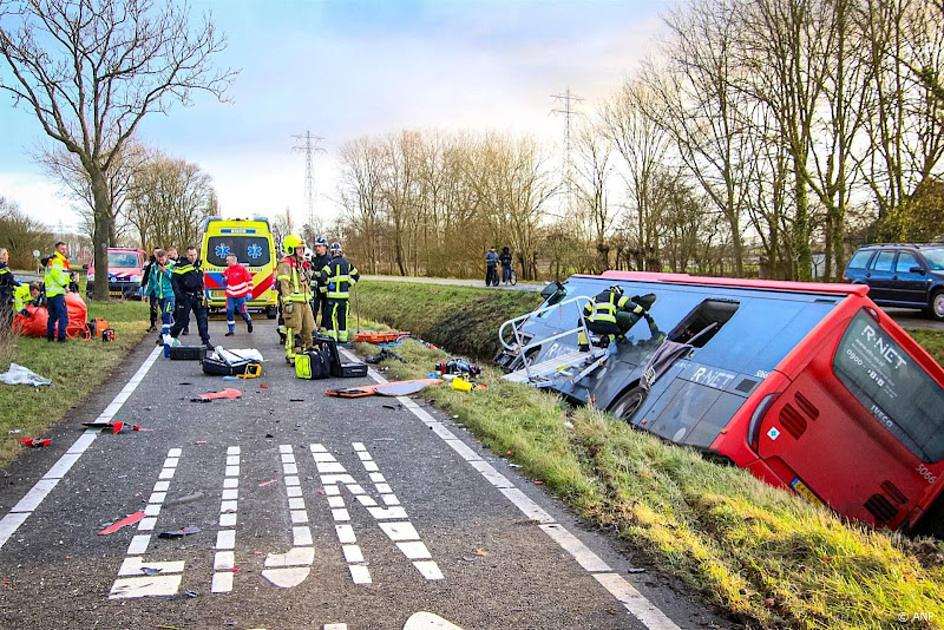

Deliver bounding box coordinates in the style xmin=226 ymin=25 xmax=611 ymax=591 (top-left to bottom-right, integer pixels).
xmin=496 ymin=271 xmax=944 ymax=535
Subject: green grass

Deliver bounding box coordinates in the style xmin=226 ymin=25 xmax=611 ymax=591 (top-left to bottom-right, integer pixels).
xmin=353 ymin=281 xmax=944 ymax=629
xmin=907 ymin=329 xmax=944 ymax=367
xmin=353 ymin=280 xmax=542 ymax=359
xmin=0 ymin=299 xmax=148 ymax=467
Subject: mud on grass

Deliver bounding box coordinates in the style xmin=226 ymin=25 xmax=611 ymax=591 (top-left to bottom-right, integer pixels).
xmin=355 ymin=335 xmax=944 ymax=629
xmin=0 ymin=300 xmax=149 ymax=467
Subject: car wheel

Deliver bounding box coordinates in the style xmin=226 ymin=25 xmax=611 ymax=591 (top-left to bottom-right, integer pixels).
xmin=929 ymin=290 xmax=944 ymax=322
xmin=609 ymin=386 xmax=648 ymax=422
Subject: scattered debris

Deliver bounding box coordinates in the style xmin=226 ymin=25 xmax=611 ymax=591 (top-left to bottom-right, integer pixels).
xmin=508 ymin=463 xmax=522 ymax=469
xmin=194 ymin=440 xmax=208 ymax=445
xmin=164 ymin=492 xmax=204 ymax=507
xmin=289 ymin=398 xmax=304 ymax=402
xmin=0 ymin=363 xmax=51 ymax=387
xmin=533 ymin=480 xmax=545 ymax=486
xmin=222 ymin=375 xmax=239 ymax=381
xmin=626 ymin=567 xmax=647 ymax=574
xmin=258 ymin=479 xmax=278 ymax=487
xmin=18 ymin=437 xmax=51 ymax=448
xmin=184 ymin=590 xmax=198 ymax=598
xmin=97 ymin=511 xmax=145 ymax=535
xmin=141 ymin=567 xmax=162 ymax=576
xmin=326 ymin=379 xmax=442 ymax=399
xmin=264 ymin=433 xmax=274 ymax=439
xmin=381 ymin=403 xmax=402 ymax=411
xmin=354 ymin=330 xmax=410 ymax=344
xmin=474 ymin=548 xmax=489 ymax=557
xmin=178 ymin=382 xmax=193 ymax=386
xmin=259 ymin=383 xmax=269 ymax=389
xmin=7 ymin=429 xmax=21 ymax=435
xmin=365 ymin=348 xmax=406 ymax=365
xmin=436 ymin=358 xmax=481 ymax=377
xmin=190 ymin=388 xmax=242 ymax=402
xmin=158 ymin=525 xmax=201 ymax=539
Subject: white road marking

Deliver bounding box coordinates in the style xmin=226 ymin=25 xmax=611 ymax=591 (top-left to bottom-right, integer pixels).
xmin=109 ymin=447 xmax=185 ymax=599
xmin=311 ymin=443 xmax=444 ymax=583
xmin=342 ymin=348 xmax=681 ymax=630
xmin=262 ymin=445 xmax=315 ymax=589
xmin=403 ymin=611 xmax=464 ymax=629
xmin=0 ymin=346 xmax=163 ymax=551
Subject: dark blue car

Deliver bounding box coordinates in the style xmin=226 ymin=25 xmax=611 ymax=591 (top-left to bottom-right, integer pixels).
xmin=843 ymin=243 xmax=944 ymax=321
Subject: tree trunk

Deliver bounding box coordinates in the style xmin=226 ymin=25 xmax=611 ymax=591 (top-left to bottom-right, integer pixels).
xmin=90 ymin=168 xmax=112 ymax=301
xmin=793 ymin=167 xmax=812 ymax=281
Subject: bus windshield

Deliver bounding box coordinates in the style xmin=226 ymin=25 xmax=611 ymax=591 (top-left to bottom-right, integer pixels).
xmin=834 ymin=311 xmax=944 ymax=462
xmin=206 ymin=236 xmax=271 ymax=268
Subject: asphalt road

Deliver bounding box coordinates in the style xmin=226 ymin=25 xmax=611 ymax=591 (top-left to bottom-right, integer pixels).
xmin=363 ymin=275 xmax=944 ymax=331
xmin=0 ymin=320 xmax=732 ymax=630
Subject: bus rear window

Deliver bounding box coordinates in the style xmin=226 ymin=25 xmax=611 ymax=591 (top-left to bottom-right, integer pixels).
xmin=834 ymin=312 xmax=944 ymax=462
xmin=206 ymin=236 xmax=271 ymax=268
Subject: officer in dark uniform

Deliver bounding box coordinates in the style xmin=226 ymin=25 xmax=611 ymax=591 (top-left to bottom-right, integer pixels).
xmin=319 ymin=242 xmax=360 ymax=344
xmin=309 ymin=236 xmax=332 ymax=330
xmin=170 ymin=246 xmax=212 ymax=348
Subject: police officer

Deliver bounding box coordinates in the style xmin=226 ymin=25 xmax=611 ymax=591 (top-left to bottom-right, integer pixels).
xmin=44 ymin=241 xmax=70 ymax=342
xmin=578 ymin=285 xmax=660 ymax=351
xmin=277 ymin=234 xmax=315 ymax=364
xmin=169 ymin=246 xmax=212 ymax=348
xmin=309 ymin=236 xmax=332 ymax=330
xmin=0 ymin=248 xmax=18 ymax=330
xmin=319 ymin=242 xmax=360 ymax=344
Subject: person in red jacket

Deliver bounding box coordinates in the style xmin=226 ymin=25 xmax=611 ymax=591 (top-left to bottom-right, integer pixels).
xmin=222 ymin=254 xmax=253 ymax=336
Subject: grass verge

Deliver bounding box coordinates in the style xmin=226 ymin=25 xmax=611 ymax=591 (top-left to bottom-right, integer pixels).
xmin=352 ymin=281 xmax=944 ymax=629
xmin=353 ymin=280 xmax=542 ymax=360
xmin=0 ymin=299 xmax=149 ymax=467
xmin=907 ymin=328 xmax=944 ymax=366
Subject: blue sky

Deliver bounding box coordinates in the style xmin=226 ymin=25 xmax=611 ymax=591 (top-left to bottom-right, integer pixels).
xmin=0 ymin=0 xmax=668 ymax=232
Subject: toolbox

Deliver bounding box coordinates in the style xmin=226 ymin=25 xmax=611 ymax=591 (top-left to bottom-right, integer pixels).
xmin=169 ymin=345 xmax=207 ymax=361
xmin=313 ymin=335 xmax=369 ymax=379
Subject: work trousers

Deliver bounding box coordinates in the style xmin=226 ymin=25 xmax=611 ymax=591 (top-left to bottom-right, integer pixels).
xmin=485 ymin=265 xmax=499 ymax=287
xmin=148 ymin=295 xmax=159 ymax=329
xmin=156 ymin=297 xmax=174 ymax=342
xmin=310 ymin=292 xmax=329 ymax=330
xmin=46 ymin=294 xmax=69 ymax=341
xmin=226 ymin=296 xmax=252 ymax=333
xmin=170 ymin=293 xmax=210 ymax=345
xmin=282 ymin=300 xmax=315 ymax=359
xmin=325 ymin=298 xmax=351 ymax=342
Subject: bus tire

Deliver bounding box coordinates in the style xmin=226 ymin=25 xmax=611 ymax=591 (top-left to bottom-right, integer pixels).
xmin=928 ymin=289 xmax=944 ymax=322
xmin=609 ymin=385 xmax=648 ymax=423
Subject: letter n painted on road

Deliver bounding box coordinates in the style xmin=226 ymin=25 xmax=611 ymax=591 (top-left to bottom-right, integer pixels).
xmin=311 ymin=442 xmax=443 ymax=585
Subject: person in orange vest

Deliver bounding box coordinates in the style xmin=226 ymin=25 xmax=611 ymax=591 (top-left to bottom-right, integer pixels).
xmin=277 ymin=234 xmax=315 ymax=364
xmin=44 ymin=241 xmax=70 ymax=342
xmin=222 ymin=254 xmax=253 ymax=336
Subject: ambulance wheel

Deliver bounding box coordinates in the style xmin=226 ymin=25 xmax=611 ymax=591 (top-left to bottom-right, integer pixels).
xmin=266 ymin=306 xmax=278 ymax=320
xmin=609 ymin=386 xmax=647 ymax=423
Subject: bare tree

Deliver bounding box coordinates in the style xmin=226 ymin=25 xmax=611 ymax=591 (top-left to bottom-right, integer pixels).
xmin=573 ymin=119 xmax=615 ymax=272
xmin=0 ymin=0 xmax=235 ymax=299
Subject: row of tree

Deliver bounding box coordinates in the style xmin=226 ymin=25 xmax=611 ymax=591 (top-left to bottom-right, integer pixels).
xmin=338 ymin=0 xmax=944 ymax=281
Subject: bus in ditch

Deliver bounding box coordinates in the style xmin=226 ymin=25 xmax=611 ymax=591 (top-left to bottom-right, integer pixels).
xmin=497 ymin=271 xmax=944 ymax=535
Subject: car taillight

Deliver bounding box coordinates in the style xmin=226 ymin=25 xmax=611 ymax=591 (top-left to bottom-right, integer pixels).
xmin=748 ymin=393 xmax=781 ymax=451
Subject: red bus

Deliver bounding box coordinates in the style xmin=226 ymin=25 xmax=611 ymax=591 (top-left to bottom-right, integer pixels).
xmin=499 ymin=271 xmax=944 ymax=534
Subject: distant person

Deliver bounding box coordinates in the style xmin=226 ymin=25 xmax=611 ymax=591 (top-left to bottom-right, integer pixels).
xmin=141 ymin=247 xmax=160 ymax=332
xmin=0 ymin=248 xmax=19 ymax=330
xmin=500 ymin=246 xmax=513 ymax=285
xmin=44 ymin=241 xmax=70 ymax=342
xmin=309 ymin=236 xmax=331 ymax=330
xmin=170 ymin=246 xmax=211 ymax=349
xmin=144 ymin=249 xmax=175 ymax=345
xmin=485 ymin=246 xmax=499 ymax=287
xmin=222 ymin=254 xmax=253 ymax=336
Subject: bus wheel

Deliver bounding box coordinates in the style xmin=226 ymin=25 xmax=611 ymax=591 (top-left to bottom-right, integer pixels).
xmin=609 ymin=386 xmax=648 ymax=422
xmin=265 ymin=306 xmax=278 ymax=320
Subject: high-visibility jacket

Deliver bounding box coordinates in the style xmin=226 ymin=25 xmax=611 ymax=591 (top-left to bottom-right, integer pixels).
xmin=319 ymin=255 xmax=360 ymax=300
xmin=13 ymin=284 xmax=34 ymax=312
xmin=44 ymin=251 xmax=70 ymax=297
xmin=277 ymin=255 xmax=312 ymax=303
xmin=583 ymin=289 xmax=633 ymax=326
xmin=222 ymin=264 xmax=253 ymax=298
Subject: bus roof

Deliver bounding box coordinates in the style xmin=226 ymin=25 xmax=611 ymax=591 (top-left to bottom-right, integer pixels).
xmin=598 ymin=271 xmax=868 ymax=297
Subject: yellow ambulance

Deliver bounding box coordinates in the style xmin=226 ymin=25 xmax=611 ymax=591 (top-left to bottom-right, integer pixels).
xmin=200 ymin=217 xmax=278 ymax=318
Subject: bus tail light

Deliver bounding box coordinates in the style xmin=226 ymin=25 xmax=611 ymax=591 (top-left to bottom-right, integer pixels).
xmin=748 ymin=393 xmax=781 ymax=451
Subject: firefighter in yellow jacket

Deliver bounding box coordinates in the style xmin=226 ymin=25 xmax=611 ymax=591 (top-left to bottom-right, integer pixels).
xmin=277 ymin=234 xmax=315 ymax=364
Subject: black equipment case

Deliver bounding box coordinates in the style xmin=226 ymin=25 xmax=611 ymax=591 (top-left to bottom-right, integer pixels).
xmin=169 ymin=345 xmax=207 ymax=361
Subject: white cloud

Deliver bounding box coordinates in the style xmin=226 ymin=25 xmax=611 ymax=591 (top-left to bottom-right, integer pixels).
xmin=0 ymin=172 xmax=83 ymax=230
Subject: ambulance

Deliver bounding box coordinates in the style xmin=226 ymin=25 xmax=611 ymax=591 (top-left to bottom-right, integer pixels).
xmin=200 ymin=217 xmax=278 ymax=318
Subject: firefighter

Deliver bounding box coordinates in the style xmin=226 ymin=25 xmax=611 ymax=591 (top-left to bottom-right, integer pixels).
xmin=319 ymin=241 xmax=360 ymax=344
xmin=44 ymin=241 xmax=71 ymax=342
xmin=169 ymin=246 xmax=212 ymax=348
xmin=577 ymin=285 xmax=661 ymax=351
xmin=13 ymin=282 xmax=41 ymax=318
xmin=309 ymin=236 xmax=332 ymax=330
xmin=277 ymin=234 xmax=315 ymax=364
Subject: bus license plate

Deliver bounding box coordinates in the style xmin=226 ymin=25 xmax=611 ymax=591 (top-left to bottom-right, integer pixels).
xmin=790 ymin=477 xmax=823 ymax=507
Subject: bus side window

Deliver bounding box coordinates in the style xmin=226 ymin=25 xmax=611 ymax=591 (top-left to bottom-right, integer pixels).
xmin=668 ymin=299 xmax=740 ymax=347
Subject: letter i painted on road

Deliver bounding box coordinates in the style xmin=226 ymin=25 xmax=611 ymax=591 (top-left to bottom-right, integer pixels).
xmin=312 ymin=442 xmax=443 ymax=584
xmin=261 ymin=445 xmax=316 ymax=588
xmin=109 ymin=448 xmax=186 ymax=599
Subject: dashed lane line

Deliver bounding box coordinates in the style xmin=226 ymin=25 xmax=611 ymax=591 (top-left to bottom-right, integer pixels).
xmin=0 ymin=345 xmax=163 ymax=552
xmin=339 ymin=347 xmax=681 ymax=630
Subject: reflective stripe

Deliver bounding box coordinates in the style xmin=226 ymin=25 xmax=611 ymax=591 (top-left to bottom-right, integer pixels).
xmin=277 ymin=274 xmax=291 ymax=281
xmin=326 ymin=292 xmax=349 ymax=299
xmin=173 ymin=264 xmax=195 ymax=275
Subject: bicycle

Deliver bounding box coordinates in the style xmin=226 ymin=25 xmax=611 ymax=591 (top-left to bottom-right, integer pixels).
xmin=502 ymin=267 xmax=517 ymax=287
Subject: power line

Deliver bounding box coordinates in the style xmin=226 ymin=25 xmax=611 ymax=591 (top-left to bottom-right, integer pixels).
xmin=291 ymin=130 xmax=326 ymax=226
xmin=550 ymin=88 xmax=584 ymax=214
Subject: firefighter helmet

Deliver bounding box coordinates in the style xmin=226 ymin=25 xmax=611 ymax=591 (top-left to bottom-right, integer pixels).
xmin=315 ymin=235 xmax=328 ymax=247
xmin=330 ymin=242 xmax=342 ymax=254
xmin=283 ymin=233 xmax=304 ymax=255
xmin=608 ymin=284 xmax=624 ymax=297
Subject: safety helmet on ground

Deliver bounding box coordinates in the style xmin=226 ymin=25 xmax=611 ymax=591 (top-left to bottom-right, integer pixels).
xmin=608 ymin=284 xmax=625 ymax=297
xmin=283 ymin=233 xmax=304 ymax=255
xmin=315 ymin=235 xmax=328 ymax=247
xmin=330 ymin=242 xmax=342 ymax=254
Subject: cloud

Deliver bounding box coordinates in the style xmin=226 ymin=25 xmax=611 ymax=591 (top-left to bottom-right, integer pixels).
xmin=0 ymin=172 xmax=82 ymax=230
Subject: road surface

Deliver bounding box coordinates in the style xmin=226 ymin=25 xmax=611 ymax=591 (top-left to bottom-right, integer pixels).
xmin=0 ymin=320 xmax=730 ymax=630
xmin=363 ymin=275 xmax=944 ymax=331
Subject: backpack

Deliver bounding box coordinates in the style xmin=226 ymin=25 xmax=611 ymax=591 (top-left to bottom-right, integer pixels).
xmin=295 ymin=348 xmax=332 ymax=380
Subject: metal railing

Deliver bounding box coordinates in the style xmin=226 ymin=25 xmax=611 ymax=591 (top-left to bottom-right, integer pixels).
xmin=498 ymin=295 xmax=595 ymax=383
